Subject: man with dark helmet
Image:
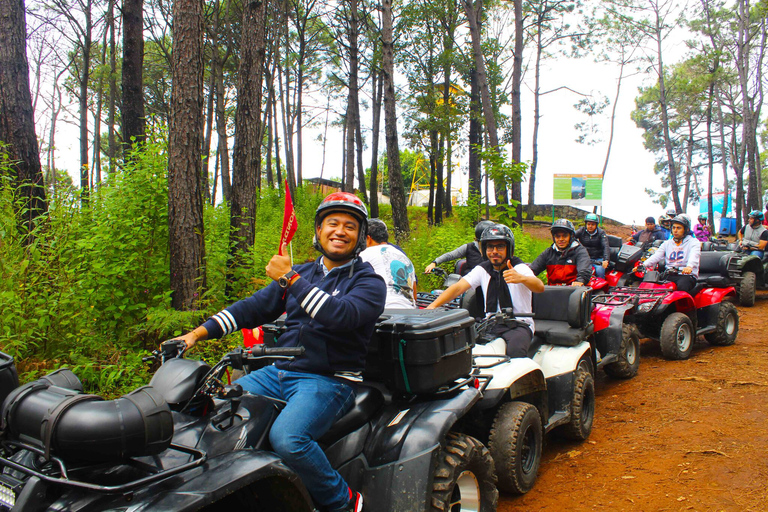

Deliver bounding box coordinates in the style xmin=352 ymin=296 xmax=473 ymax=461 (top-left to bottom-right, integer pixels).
xmin=637 ymin=215 xmax=701 ymax=293
xmin=173 ymin=192 xmax=385 ymax=512
xmin=427 ymin=224 xmax=544 ymax=357
xmin=575 ymin=213 xmax=611 ymax=279
xmin=737 ymin=210 xmax=768 ymax=258
xmin=627 ymin=216 xmax=667 ymax=246
xmin=529 ymin=219 xmax=592 ymax=286
xmin=424 ymin=219 xmax=495 ymax=276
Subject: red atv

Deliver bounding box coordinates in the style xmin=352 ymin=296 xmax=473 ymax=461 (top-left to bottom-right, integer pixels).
xmin=592 ymin=267 xmax=739 ymax=360
xmin=588 ymin=236 xmax=647 ymax=293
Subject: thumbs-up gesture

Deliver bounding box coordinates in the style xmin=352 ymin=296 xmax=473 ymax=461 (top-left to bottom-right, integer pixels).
xmin=503 ymin=260 xmax=525 ymax=284
xmin=266 ymin=244 xmax=293 ymax=281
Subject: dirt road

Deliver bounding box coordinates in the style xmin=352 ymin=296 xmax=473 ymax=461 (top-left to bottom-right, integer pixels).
xmin=498 ymin=292 xmax=768 ymax=511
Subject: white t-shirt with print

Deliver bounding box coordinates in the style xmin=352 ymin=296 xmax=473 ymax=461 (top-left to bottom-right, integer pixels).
xmin=463 ymin=262 xmax=535 ymax=331
xmin=360 ymin=245 xmax=417 ymax=309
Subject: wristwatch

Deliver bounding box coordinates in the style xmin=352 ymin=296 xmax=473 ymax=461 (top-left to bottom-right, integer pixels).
xmin=278 ymin=270 xmax=298 ymax=289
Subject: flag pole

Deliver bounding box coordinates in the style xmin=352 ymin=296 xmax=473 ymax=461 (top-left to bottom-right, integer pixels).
xmin=289 ymin=241 xmax=294 ymax=266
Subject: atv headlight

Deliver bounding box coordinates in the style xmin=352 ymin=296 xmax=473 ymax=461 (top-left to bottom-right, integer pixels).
xmin=636 ymin=301 xmax=655 ymax=314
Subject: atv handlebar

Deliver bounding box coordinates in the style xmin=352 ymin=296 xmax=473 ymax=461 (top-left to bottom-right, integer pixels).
xmin=429 ymin=267 xmax=448 ymax=278
xmin=143 ymin=339 xmax=187 ymax=364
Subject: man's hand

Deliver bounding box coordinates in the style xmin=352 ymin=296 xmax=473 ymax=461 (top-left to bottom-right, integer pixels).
xmin=425 ymin=262 xmax=436 ymax=274
xmin=503 ymin=260 xmax=526 ymax=284
xmin=266 ymin=244 xmax=293 ymax=281
xmin=602 ymin=260 xmax=609 ymax=269
xmin=168 ymin=326 xmax=208 ymax=350
xmin=681 ymin=267 xmax=693 ymax=275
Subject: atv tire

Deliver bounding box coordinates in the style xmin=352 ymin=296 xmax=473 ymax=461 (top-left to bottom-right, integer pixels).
xmin=738 ymin=271 xmax=756 ymax=307
xmin=604 ymin=324 xmax=640 ymax=379
xmin=705 ymin=301 xmax=739 ymax=346
xmin=659 ymin=312 xmax=694 ymax=360
xmin=431 ymin=432 xmax=498 ymax=512
xmin=560 ymin=359 xmax=595 ymax=441
xmin=488 ymin=401 xmax=543 ymax=494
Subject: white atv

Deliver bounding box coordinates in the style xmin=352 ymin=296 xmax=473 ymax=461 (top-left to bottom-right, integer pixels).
xmin=465 ymin=286 xmax=596 ymax=495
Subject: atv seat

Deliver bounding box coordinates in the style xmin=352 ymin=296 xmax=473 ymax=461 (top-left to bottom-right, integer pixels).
xmin=607 ymin=235 xmax=623 ymax=263
xmin=532 ymin=286 xmax=593 ymax=347
xmin=319 ymin=382 xmax=385 ymax=446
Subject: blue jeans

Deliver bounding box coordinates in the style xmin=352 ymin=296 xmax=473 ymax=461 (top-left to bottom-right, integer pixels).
xmin=748 ymin=250 xmax=765 ymax=259
xmin=591 ymin=259 xmax=606 ymax=279
xmin=235 ymin=365 xmax=355 ymax=510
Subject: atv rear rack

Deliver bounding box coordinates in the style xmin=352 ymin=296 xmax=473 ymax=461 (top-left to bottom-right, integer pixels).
xmin=0 ymin=440 xmax=206 ymax=495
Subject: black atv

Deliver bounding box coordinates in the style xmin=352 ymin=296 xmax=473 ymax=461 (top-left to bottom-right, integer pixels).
xmin=0 ymin=311 xmax=499 ymax=512
xmin=700 ymin=239 xmax=766 ymax=306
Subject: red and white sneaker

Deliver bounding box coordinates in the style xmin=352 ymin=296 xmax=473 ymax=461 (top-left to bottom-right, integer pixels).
xmin=344 ymin=488 xmax=363 ymax=512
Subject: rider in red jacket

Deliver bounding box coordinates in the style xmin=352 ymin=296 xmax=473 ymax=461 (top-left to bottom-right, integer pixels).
xmin=529 ymin=219 xmax=592 ymax=286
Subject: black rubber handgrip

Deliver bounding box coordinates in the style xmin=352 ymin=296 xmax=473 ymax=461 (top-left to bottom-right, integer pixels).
xmin=248 ymin=346 xmax=305 ymax=357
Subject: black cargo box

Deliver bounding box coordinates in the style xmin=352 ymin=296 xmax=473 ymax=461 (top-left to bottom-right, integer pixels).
xmin=365 ymin=309 xmax=476 ymax=394
xmin=0 ymin=351 xmax=19 ymax=407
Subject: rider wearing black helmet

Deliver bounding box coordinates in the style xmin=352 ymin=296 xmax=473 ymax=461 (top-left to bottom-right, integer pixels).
xmin=575 ymin=213 xmax=611 ymax=279
xmin=173 ymin=191 xmax=386 ymax=512
xmin=428 ymin=224 xmax=544 ymax=358
xmin=737 ymin=210 xmax=768 ymax=258
xmin=638 ymin=215 xmax=701 ymax=292
xmin=424 ymin=219 xmax=494 ymax=276
xmin=529 ymin=219 xmax=592 ymax=286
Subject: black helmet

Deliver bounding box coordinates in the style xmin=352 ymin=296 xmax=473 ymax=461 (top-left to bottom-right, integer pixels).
xmin=474 ymin=220 xmax=495 ymax=240
xmin=481 ymin=224 xmax=515 ymax=258
xmin=670 ymin=215 xmax=690 ymax=237
xmin=666 ymin=208 xmax=677 ymax=217
xmin=550 ymin=219 xmax=576 ymax=242
xmin=313 ymin=192 xmax=368 ymax=260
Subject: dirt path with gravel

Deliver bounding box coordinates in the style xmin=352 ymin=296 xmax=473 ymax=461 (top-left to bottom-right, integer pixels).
xmin=497 ymin=289 xmax=768 ymax=511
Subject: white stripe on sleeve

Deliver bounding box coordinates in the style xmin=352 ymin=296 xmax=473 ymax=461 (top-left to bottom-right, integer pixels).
xmin=301 ymin=288 xmax=321 ymax=309
xmin=309 ymin=294 xmax=330 ymax=318
xmin=221 ymin=310 xmax=237 ymax=332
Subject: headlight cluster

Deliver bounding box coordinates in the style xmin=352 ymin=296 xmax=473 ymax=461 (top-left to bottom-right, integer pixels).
xmin=636 ymin=301 xmax=656 ymax=314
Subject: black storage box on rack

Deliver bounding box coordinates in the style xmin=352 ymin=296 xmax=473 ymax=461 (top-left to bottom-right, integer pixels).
xmin=365 ymin=309 xmax=476 ymax=394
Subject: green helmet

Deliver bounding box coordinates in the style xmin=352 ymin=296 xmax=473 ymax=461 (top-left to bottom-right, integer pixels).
xmin=584 ymin=213 xmax=600 ymax=223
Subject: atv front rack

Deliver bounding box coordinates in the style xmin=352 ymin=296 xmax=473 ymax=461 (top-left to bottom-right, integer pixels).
xmin=0 ymin=440 xmax=206 ymax=495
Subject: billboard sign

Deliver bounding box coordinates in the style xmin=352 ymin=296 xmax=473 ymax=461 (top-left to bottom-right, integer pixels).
xmin=553 ymin=174 xmax=603 ymax=206
xmin=699 ymin=191 xmax=731 ymax=219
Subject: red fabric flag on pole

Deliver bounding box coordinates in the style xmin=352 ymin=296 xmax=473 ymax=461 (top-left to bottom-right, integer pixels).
xmin=278 ymin=179 xmax=298 ymax=255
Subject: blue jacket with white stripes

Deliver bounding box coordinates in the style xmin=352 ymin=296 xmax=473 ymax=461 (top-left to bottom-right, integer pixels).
xmin=202 ymin=257 xmax=387 ymax=375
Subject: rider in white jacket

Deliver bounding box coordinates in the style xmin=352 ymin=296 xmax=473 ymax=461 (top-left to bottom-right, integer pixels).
xmin=640 ymin=215 xmax=701 ymax=292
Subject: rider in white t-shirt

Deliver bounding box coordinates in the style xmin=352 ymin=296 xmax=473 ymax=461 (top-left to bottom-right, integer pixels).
xmin=359 ymin=219 xmax=417 ymax=309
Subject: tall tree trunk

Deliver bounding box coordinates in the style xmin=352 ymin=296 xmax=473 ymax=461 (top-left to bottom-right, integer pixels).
xmin=107 ymin=0 xmax=117 ymax=167
xmin=202 ymin=45 xmax=217 ymax=203
xmin=468 ymin=67 xmax=482 ymax=200
xmin=463 ymin=0 xmax=507 ymax=206
xmin=436 ymin=132 xmax=444 ymax=225
xmin=230 ymin=0 xmax=269 ymax=267
xmin=510 ymin=0 xmax=523 ymax=224
xmin=214 ymin=48 xmax=231 ymax=202
xmin=0 ymin=0 xmax=47 ymax=240
xmin=381 ymin=0 xmax=409 ymax=239
xmin=168 ymin=0 xmax=206 ymax=310
xmin=654 ymin=12 xmax=683 ymax=213
xmin=369 ymin=66 xmax=383 ymax=218
xmin=122 ymin=0 xmax=146 ymax=150
xmin=265 ymin=81 xmax=275 ymax=188
xmin=528 ymin=28 xmax=543 ymax=220
xmin=93 ymin=25 xmax=107 ymax=186
xmin=79 ymin=0 xmax=92 ymax=202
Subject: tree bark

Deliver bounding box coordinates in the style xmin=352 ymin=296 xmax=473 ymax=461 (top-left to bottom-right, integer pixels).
xmin=78 ymin=0 xmax=92 ymax=202
xmin=510 ymin=0 xmax=523 ymax=224
xmin=381 ymin=0 xmax=409 ymax=240
xmin=468 ymin=67 xmax=482 ymax=199
xmin=0 ymin=0 xmax=47 ymax=240
xmin=214 ymin=47 xmax=231 ymax=202
xmin=168 ymin=0 xmax=206 ymax=310
xmin=107 ymin=0 xmax=117 ymax=167
xmin=230 ymin=0 xmax=269 ymax=262
xmin=369 ymin=66 xmax=383 ymax=218
xmin=122 ymin=0 xmax=146 ymax=150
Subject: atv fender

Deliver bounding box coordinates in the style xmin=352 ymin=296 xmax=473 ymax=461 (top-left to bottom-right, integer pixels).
xmin=343 ymin=388 xmax=480 ymax=512
xmin=87 ymin=450 xmax=313 ymax=512
xmin=475 ymin=357 xmax=546 ymax=410
xmin=662 ymin=291 xmax=696 ymax=313
xmin=694 ymin=286 xmax=736 ymax=308
xmin=592 ymin=304 xmax=633 ymax=359
xmin=737 ymin=254 xmax=764 ymax=279
xmin=531 ymin=341 xmax=591 ymax=380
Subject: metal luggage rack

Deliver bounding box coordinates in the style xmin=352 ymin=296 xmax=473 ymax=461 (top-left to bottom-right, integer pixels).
xmin=415 ymin=292 xmax=461 ymax=309
xmin=0 ymin=440 xmax=206 ymax=496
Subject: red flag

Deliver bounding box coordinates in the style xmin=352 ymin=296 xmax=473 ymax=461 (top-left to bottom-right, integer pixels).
xmin=278 ymin=180 xmax=298 ymax=255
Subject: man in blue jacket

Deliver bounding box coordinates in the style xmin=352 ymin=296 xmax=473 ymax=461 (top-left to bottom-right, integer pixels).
xmin=176 ymin=192 xmax=386 ymax=512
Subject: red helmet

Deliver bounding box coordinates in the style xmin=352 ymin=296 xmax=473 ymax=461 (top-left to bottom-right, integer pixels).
xmin=313 ymin=192 xmax=368 ymax=259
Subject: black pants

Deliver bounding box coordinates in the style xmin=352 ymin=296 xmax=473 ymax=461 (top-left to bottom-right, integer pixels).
xmin=668 ymin=273 xmax=697 ymax=293
xmin=492 ymin=322 xmax=534 ymax=359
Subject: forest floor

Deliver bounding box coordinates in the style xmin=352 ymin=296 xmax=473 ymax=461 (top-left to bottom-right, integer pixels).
xmin=498 ymin=223 xmax=768 ymax=511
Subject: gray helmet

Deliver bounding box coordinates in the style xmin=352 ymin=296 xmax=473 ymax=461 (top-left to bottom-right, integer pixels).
xmin=551 ymin=219 xmax=576 ymax=242
xmin=670 ymin=215 xmax=691 ymax=236
xmin=481 ymin=224 xmax=515 ymax=258
xmin=474 ymin=220 xmax=495 ymax=240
